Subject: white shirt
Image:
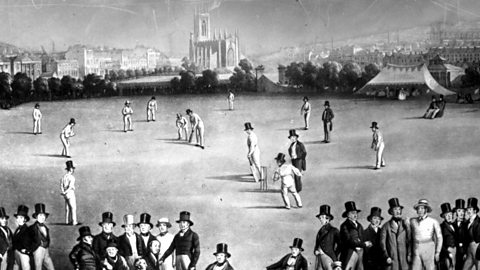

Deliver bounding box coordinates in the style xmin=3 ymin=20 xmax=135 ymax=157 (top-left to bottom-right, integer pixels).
xmin=157 ymin=232 xmax=174 ymax=263
xmin=122 ymin=106 xmax=133 ymax=116
xmin=189 ymin=113 xmax=203 ymax=128
xmin=126 ymin=233 xmax=138 ymax=257
xmin=33 ymin=108 xmax=42 ymax=120
xmin=61 ymin=173 xmax=75 ymax=196
xmin=247 ymin=132 xmax=259 ymax=154
xmin=290 ymin=141 xmax=297 ymax=159
xmin=302 ymin=102 xmax=311 ymax=113
xmin=176 ymin=117 xmax=188 ymax=128
xmin=147 ymin=100 xmax=157 ymax=111
xmin=372 ymin=130 xmax=384 ymax=148
xmin=410 ymin=215 xmax=442 ymax=253
xmin=228 ymin=92 xmax=234 ymax=101
xmin=275 ymin=164 xmax=302 ymax=187
xmin=61 ymin=124 xmax=75 ymax=138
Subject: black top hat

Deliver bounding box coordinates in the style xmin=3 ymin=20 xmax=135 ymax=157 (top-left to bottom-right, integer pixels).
xmin=342 ymin=201 xmax=361 ymax=218
xmin=77 ymin=226 xmax=93 ymax=241
xmin=34 ymin=103 xmax=40 ymax=108
xmin=138 ymin=213 xmax=153 ymax=228
xmin=316 ymin=204 xmax=334 ymax=220
xmin=367 ymin=207 xmax=384 ymax=221
xmin=32 ymin=203 xmax=49 ymax=219
xmin=387 ymin=198 xmax=404 ymax=215
xmin=467 ymin=197 xmax=479 ymax=212
xmin=454 ymin=199 xmax=466 ymax=211
xmin=303 ymin=96 xmax=309 ymax=101
xmin=288 ymin=129 xmax=299 ymax=138
xmin=244 ymin=122 xmax=254 ymax=131
xmin=99 ymin=212 xmax=116 ymax=227
xmin=324 ymin=101 xmax=330 ymax=106
xmin=176 ymin=211 xmax=194 ymax=226
xmin=274 ymin=153 xmax=286 ymax=163
xmin=14 ymin=205 xmax=30 ymax=222
xmin=186 ymin=109 xmax=192 ymax=114
xmin=151 ymin=96 xmax=156 ymax=100
xmin=440 ymin=203 xmax=453 ymax=218
xmin=213 ymin=243 xmax=231 ymax=258
xmin=370 ymin=122 xmax=378 ymax=129
xmin=69 ymin=118 xmax=76 ymax=125
xmin=289 ymin=238 xmax=304 ymax=251
xmin=0 ymin=207 xmax=9 ymax=219
xmin=65 ymin=160 xmax=75 ymax=170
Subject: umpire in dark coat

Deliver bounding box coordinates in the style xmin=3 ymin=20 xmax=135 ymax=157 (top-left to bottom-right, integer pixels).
xmin=453 ymin=199 xmax=467 ymax=270
xmin=92 ymin=212 xmax=118 ymax=259
xmin=314 ymin=205 xmax=340 ymax=270
xmin=267 ymin=238 xmax=308 ymax=270
xmin=69 ymin=226 xmax=101 ymax=270
xmin=12 ymin=205 xmax=33 ymax=270
xmin=439 ymin=203 xmax=456 ymax=270
xmin=288 ymin=129 xmax=306 ymax=192
xmin=363 ymin=207 xmax=384 ymax=270
xmin=339 ymin=201 xmax=371 ymax=270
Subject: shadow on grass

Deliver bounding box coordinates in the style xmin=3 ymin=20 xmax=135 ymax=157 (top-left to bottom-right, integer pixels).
xmin=34 ymin=154 xmax=67 ymax=158
xmin=102 ymin=129 xmax=128 ymax=133
xmin=134 ymin=119 xmax=150 ymax=123
xmin=462 ymin=109 xmax=479 ymax=113
xmin=304 ymin=140 xmax=324 ymax=145
xmin=157 ymin=138 xmax=197 ymax=146
xmin=240 ymin=189 xmax=279 ymax=193
xmin=276 ymin=127 xmax=306 ymax=131
xmin=5 ymin=131 xmax=33 ymax=135
xmin=403 ymin=116 xmax=424 ymax=120
xmin=214 ymin=109 xmax=232 ymax=112
xmin=206 ymin=174 xmax=254 ymax=182
xmin=335 ymin=165 xmax=374 ymax=170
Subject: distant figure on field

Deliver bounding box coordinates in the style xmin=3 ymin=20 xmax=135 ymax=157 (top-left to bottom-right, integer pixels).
xmin=370 ymin=122 xmax=386 ymax=170
xmin=228 ymin=90 xmax=235 ymax=110
xmin=122 ymin=100 xmax=133 ymax=132
xmin=244 ymin=122 xmax=261 ymax=182
xmin=146 ymin=97 xmax=157 ymax=122
xmin=187 ymin=109 xmax=204 ymax=149
xmin=423 ymin=96 xmax=439 ymax=119
xmin=60 ymin=118 xmax=76 ymax=158
xmin=435 ymin=95 xmax=446 ymax=118
xmin=288 ymin=129 xmax=306 ymax=192
xmin=300 ymin=96 xmax=311 ymax=130
xmin=322 ymin=101 xmax=334 ymax=143
xmin=176 ymin=114 xmax=188 ymax=141
xmin=32 ymin=103 xmax=42 ymax=135
xmin=61 ymin=160 xmax=78 ymax=226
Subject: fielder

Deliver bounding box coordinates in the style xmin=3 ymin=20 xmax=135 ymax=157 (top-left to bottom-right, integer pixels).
xmin=61 ymin=160 xmax=77 ymax=226
xmin=176 ymin=114 xmax=188 ymax=141
xmin=32 ymin=103 xmax=42 ymax=135
xmin=244 ymin=122 xmax=261 ymax=182
xmin=370 ymin=122 xmax=386 ymax=170
xmin=146 ymin=96 xmax=157 ymax=122
xmin=60 ymin=118 xmax=76 ymax=158
xmin=186 ymin=109 xmax=204 ymax=149
xmin=228 ymin=91 xmax=235 ymax=110
xmin=123 ymin=100 xmax=133 ymax=132
xmin=300 ymin=96 xmax=311 ymax=130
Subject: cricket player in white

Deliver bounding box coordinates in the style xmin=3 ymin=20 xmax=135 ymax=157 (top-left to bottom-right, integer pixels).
xmin=146 ymin=96 xmax=157 ymax=122
xmin=123 ymin=100 xmax=133 ymax=132
xmin=61 ymin=160 xmax=77 ymax=225
xmin=228 ymin=91 xmax=235 ymax=110
xmin=244 ymin=122 xmax=261 ymax=182
xmin=187 ymin=109 xmax=204 ymax=149
xmin=371 ymin=121 xmax=386 ymax=170
xmin=273 ymin=153 xmax=303 ymax=210
xmin=176 ymin=114 xmax=188 ymax=141
xmin=32 ymin=103 xmax=42 ymax=135
xmin=300 ymin=97 xmax=311 ymax=130
xmin=60 ymin=118 xmax=75 ymax=157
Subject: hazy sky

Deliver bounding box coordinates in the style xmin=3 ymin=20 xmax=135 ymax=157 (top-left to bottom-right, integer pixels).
xmin=2 ymin=0 xmax=480 ymax=57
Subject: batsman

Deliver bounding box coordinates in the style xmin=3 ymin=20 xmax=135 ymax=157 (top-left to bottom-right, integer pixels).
xmin=244 ymin=122 xmax=261 ymax=182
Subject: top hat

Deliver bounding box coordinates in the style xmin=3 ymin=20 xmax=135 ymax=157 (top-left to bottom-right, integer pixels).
xmin=367 ymin=207 xmax=384 ymax=222
xmin=274 ymin=153 xmax=286 ymax=163
xmin=454 ymin=199 xmax=466 ymax=211
xmin=32 ymin=203 xmax=49 ymax=219
xmin=69 ymin=118 xmax=76 ymax=125
xmin=138 ymin=213 xmax=153 ymax=228
xmin=370 ymin=122 xmax=378 ymax=129
xmin=387 ymin=198 xmax=404 ymax=215
xmin=34 ymin=103 xmax=40 ymax=108
xmin=244 ymin=122 xmax=254 ymax=131
xmin=156 ymin=217 xmax=172 ymax=228
xmin=99 ymin=212 xmax=116 ymax=227
xmin=413 ymin=199 xmax=432 ymax=213
xmin=316 ymin=204 xmax=334 ymax=220
xmin=289 ymin=238 xmax=304 ymax=251
xmin=122 ymin=214 xmax=136 ymax=228
xmin=77 ymin=226 xmax=93 ymax=241
xmin=303 ymin=96 xmax=309 ymax=101
xmin=65 ymin=160 xmax=75 ymax=170
xmin=14 ymin=205 xmax=30 ymax=222
xmin=288 ymin=129 xmax=299 ymax=139
xmin=324 ymin=101 xmax=330 ymax=106
xmin=186 ymin=109 xmax=192 ymax=114
xmin=467 ymin=197 xmax=479 ymax=212
xmin=440 ymin=203 xmax=454 ymax=218
xmin=213 ymin=243 xmax=231 ymax=258
xmin=176 ymin=211 xmax=194 ymax=226
xmin=0 ymin=207 xmax=9 ymax=219
xmin=151 ymin=96 xmax=155 ymax=100
xmin=106 ymin=240 xmax=118 ymax=249
xmin=342 ymin=201 xmax=361 ymax=218
xmin=125 ymin=100 xmax=131 ymax=105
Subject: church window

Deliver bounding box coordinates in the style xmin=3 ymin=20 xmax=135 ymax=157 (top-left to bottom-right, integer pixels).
xmin=202 ymin=20 xmax=207 ymax=37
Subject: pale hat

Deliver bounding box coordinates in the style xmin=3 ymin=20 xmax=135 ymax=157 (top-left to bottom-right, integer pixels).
xmin=122 ymin=214 xmax=136 ymax=228
xmin=156 ymin=217 xmax=172 ymax=228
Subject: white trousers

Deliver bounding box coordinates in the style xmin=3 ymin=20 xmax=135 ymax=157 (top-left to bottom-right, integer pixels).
xmin=13 ymin=250 xmax=30 ymax=270
xmin=64 ymin=192 xmax=77 ymax=224
xmin=281 ymin=183 xmax=302 ymax=208
xmin=33 ymin=119 xmax=41 ymax=134
xmin=147 ymin=109 xmax=155 ymax=121
xmin=375 ymin=142 xmax=386 ymax=168
xmin=33 ymin=247 xmax=55 ymax=270
xmin=60 ymin=135 xmax=70 ymax=156
xmin=248 ymin=149 xmax=261 ymax=182
xmin=124 ymin=115 xmax=133 ymax=131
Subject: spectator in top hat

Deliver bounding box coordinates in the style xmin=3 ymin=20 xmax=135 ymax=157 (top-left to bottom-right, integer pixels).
xmin=439 ymin=202 xmax=456 ymax=270
xmin=60 ymin=160 xmax=78 ymax=226
xmin=60 ymin=118 xmax=76 ymax=157
xmin=69 ymin=226 xmax=100 ymax=270
xmin=314 ymin=205 xmax=340 ymax=270
xmin=118 ymin=214 xmax=142 ymax=269
xmin=93 ymin=212 xmax=118 ymax=259
xmin=339 ymin=201 xmax=371 ymax=270
xmin=273 ymin=153 xmax=303 ymax=210
xmin=244 ymin=122 xmax=261 ymax=182
xmin=300 ymin=96 xmax=311 ymax=130
xmin=410 ymin=199 xmax=443 ymax=270
xmin=156 ymin=218 xmax=175 ymax=270
xmin=142 ymin=239 xmax=161 ymax=270
xmin=102 ymin=241 xmax=129 ymax=270
xmin=12 ymin=205 xmax=32 ymax=270
xmin=176 ymin=114 xmax=189 ymax=141
xmin=138 ymin=213 xmax=156 ymax=257
xmin=32 ymin=103 xmax=42 ymax=135
xmin=380 ymin=198 xmax=411 ymax=270
xmin=159 ymin=211 xmax=200 ymax=270
xmin=463 ymin=197 xmax=480 ymax=269
xmin=205 ymin=243 xmax=235 ymax=270
xmin=0 ymin=207 xmax=12 ymax=270
xmin=146 ymin=96 xmax=157 ymax=122
xmin=453 ymin=199 xmax=467 ymax=270
xmin=122 ymin=100 xmax=133 ymax=132
xmin=227 ymin=90 xmax=235 ymax=111
xmin=266 ymin=238 xmax=308 ymax=270
xmin=363 ymin=207 xmax=384 ymax=270
xmin=370 ymin=122 xmax=386 ymax=170
xmin=288 ymin=129 xmax=307 ymax=193
xmin=186 ymin=109 xmax=205 ymax=149
xmin=322 ymin=101 xmax=334 ymax=143
xmin=30 ymin=203 xmax=54 ymax=270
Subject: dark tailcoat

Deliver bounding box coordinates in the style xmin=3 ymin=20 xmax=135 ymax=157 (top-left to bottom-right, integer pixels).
xmin=139 ymin=233 xmax=157 ymax=259
xmin=205 ymin=260 xmax=235 ymax=270
xmin=363 ymin=225 xmax=384 ymax=270
xmin=314 ymin=223 xmax=340 ymax=261
xmin=69 ymin=242 xmax=100 ymax=270
xmin=0 ymin=226 xmax=12 ymax=256
xmin=143 ymin=252 xmax=160 ymax=270
xmin=117 ymin=232 xmax=144 ymax=258
xmin=288 ymin=141 xmax=307 ymax=171
xmin=12 ymin=224 xmax=32 ymax=254
xmin=339 ymin=219 xmax=365 ymax=267
xmin=266 ymin=253 xmax=308 ymax=270
xmin=380 ymin=218 xmax=411 ymax=270
xmin=30 ymin=222 xmax=50 ymax=251
xmin=92 ymin=232 xmax=118 ymax=259
xmin=453 ymin=220 xmax=467 ymax=270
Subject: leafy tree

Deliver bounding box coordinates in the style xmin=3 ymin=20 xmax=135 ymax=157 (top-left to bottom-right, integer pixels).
xmin=109 ymin=70 xmax=118 ymax=81
xmin=180 ymin=70 xmax=196 ymax=93
xmin=83 ymin=73 xmax=103 ymax=97
xmin=238 ymin=58 xmax=253 ymax=74
xmin=48 ymin=77 xmax=61 ymax=99
xmin=33 ymin=77 xmax=49 ymax=100
xmin=0 ymin=72 xmax=13 ymax=107
xmin=285 ymin=62 xmax=305 ymax=87
xmin=181 ymin=57 xmax=196 ymax=71
xmin=323 ymin=61 xmax=342 ymax=89
xmin=229 ymin=67 xmax=255 ymax=91
xmin=302 ymin=61 xmax=318 ymax=88
xmin=135 ymin=69 xmax=142 ymax=78
xmin=196 ymin=69 xmax=219 ymax=93
xmin=11 ymin=72 xmax=32 ymax=102
xmin=60 ymin=75 xmax=76 ymax=98
xmin=126 ymin=69 xmax=135 ymax=79
xmin=462 ymin=67 xmax=480 ymax=87
xmin=364 ymin=63 xmax=381 ymax=80
xmin=118 ymin=69 xmax=126 ymax=80
xmin=339 ymin=62 xmax=362 ymax=88
xmin=170 ymin=77 xmax=181 ymax=93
